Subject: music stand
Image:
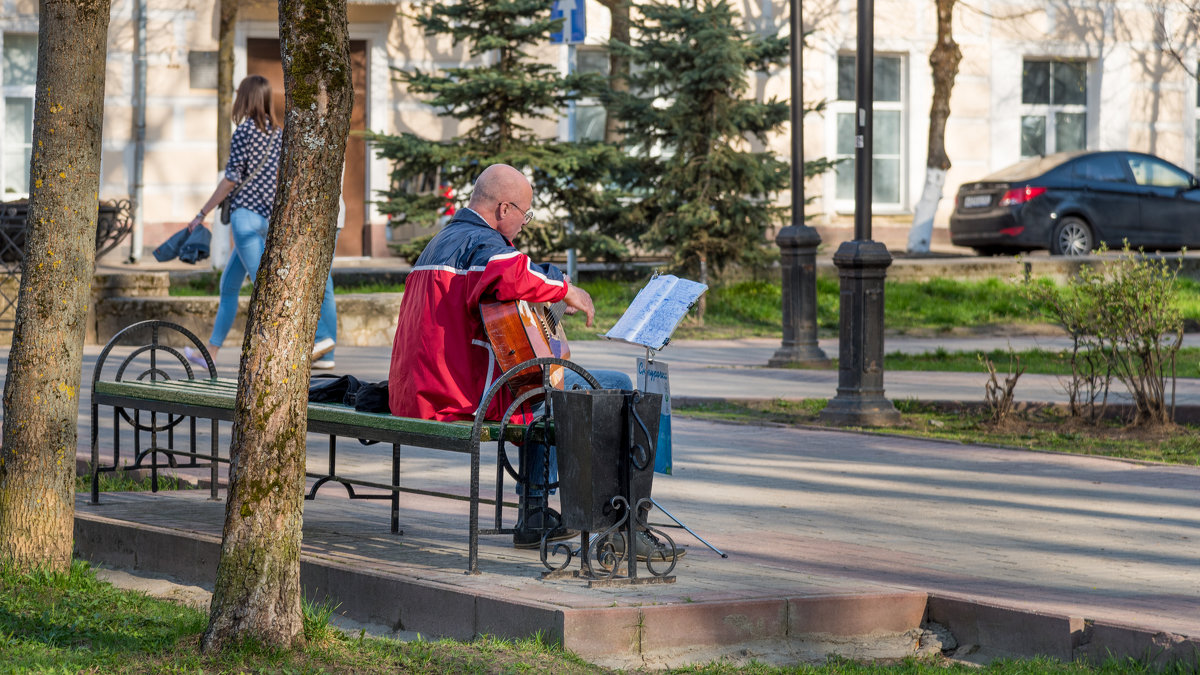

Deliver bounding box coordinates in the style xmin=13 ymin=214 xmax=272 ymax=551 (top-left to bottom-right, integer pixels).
xmin=603 ymin=273 xmax=727 ymax=559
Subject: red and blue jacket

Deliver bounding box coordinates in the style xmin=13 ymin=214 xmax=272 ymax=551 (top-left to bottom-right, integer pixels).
xmin=388 ymin=208 xmax=570 ymax=421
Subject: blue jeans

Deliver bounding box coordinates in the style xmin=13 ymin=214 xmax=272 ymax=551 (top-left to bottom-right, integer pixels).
xmin=315 ymin=231 xmax=339 ymax=360
xmin=210 ymin=208 xmax=267 ymax=348
xmin=211 ymin=209 xmax=338 ymax=359
xmin=521 ymin=368 xmax=633 ymax=499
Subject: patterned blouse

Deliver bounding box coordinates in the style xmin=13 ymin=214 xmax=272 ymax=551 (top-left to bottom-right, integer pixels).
xmin=224 ymin=119 xmax=282 ymax=219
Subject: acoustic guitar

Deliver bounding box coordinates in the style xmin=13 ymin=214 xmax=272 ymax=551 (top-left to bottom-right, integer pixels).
xmin=479 ymin=299 xmax=570 ymax=402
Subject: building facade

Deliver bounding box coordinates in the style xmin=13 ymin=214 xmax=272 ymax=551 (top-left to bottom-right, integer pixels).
xmin=1 ymin=0 xmax=1198 ymax=258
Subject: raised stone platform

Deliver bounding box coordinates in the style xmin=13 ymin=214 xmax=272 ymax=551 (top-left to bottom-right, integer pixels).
xmin=74 ymin=488 xmax=1200 ymax=670
xmin=72 ymin=408 xmax=1200 ymax=669
xmin=76 ymin=492 xmax=931 ymax=668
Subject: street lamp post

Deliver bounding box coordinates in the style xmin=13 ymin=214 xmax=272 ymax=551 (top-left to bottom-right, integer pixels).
xmin=819 ymin=0 xmax=900 ymax=425
xmin=768 ymin=0 xmax=829 ymax=368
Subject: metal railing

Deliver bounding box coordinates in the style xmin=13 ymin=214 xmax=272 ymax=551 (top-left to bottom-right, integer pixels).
xmin=0 ymin=198 xmax=132 ymax=333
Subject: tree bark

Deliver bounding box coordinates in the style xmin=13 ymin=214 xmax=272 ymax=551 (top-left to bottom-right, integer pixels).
xmin=0 ymin=0 xmax=111 ymax=573
xmin=597 ymin=0 xmax=632 ymax=143
xmin=217 ymin=0 xmax=237 ymax=170
xmin=200 ymin=0 xmax=352 ymax=654
xmin=906 ymin=0 xmax=960 ymax=253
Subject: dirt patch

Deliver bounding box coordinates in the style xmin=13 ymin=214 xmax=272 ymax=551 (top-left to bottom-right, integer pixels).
xmin=922 ymin=399 xmax=1183 ymax=443
xmin=981 ymin=413 xmax=1181 ymax=443
xmin=891 ymin=322 xmax=1066 ymax=338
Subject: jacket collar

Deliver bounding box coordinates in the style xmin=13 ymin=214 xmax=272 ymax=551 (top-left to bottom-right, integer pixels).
xmin=451 ymin=207 xmax=511 ymax=245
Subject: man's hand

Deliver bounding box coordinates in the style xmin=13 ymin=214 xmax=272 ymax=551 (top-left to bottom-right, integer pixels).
xmin=562 ymin=284 xmax=595 ymax=328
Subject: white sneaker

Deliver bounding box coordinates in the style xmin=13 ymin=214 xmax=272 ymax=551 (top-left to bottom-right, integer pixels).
xmin=311 ymin=338 xmax=335 ymax=360
xmin=311 ymin=359 xmax=335 ymax=370
xmin=183 ymin=346 xmax=209 ymax=369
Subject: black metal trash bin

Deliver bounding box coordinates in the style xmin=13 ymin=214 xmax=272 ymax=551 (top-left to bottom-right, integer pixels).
xmin=550 ymin=388 xmax=662 ymax=532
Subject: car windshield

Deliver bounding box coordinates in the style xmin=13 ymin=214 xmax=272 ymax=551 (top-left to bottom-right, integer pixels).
xmin=980 ymin=152 xmax=1085 ymax=182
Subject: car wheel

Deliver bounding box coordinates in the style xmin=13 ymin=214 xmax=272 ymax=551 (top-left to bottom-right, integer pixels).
xmin=1050 ymin=217 xmax=1094 ymax=256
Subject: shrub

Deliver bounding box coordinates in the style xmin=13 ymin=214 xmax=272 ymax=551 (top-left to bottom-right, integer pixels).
xmin=1022 ymin=275 xmax=1111 ymax=423
xmin=981 ymin=349 xmax=1024 ymax=424
xmin=1024 ymin=245 xmax=1183 ymax=427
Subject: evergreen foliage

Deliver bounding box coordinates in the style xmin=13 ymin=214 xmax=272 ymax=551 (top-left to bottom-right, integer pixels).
xmin=369 ymin=0 xmax=622 ymax=258
xmin=607 ymin=0 xmax=799 ymax=283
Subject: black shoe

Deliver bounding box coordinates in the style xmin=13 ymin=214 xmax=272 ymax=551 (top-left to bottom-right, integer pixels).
xmin=605 ymin=529 xmax=686 ymax=562
xmin=513 ymin=502 xmax=578 ymax=549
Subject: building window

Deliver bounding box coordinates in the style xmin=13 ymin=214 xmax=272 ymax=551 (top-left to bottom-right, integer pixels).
xmin=1021 ymin=59 xmax=1087 ymax=158
xmin=2 ymin=34 xmax=37 ymax=197
xmin=833 ymin=53 xmax=904 ymax=209
xmin=572 ymin=46 xmax=609 ymax=143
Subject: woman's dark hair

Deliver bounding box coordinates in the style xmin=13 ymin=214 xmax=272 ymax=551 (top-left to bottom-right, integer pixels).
xmin=232 ymin=75 xmax=277 ymax=133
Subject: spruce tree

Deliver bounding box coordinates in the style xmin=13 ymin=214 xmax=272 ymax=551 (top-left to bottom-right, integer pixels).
xmin=609 ymin=0 xmax=799 ymax=313
xmin=371 ymin=0 xmax=622 ymax=258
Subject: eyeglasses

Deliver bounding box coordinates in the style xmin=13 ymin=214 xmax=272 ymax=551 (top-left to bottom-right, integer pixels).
xmin=505 ymin=202 xmax=534 ymax=226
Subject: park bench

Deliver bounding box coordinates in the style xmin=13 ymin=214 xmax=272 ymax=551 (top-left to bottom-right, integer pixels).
xmin=88 ymin=320 xmax=596 ymax=574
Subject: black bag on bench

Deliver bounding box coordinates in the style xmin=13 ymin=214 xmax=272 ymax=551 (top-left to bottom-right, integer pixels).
xmin=308 ymin=374 xmax=389 ymax=413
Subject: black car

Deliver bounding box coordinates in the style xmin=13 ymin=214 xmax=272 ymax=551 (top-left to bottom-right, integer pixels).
xmin=949 ymin=150 xmax=1200 ymax=256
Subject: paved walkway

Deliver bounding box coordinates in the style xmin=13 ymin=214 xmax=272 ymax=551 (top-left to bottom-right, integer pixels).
xmin=5 ymin=330 xmax=1200 ymax=662
xmin=46 ymin=341 xmax=1200 ymax=624
xmin=78 ymin=414 xmax=1200 ymax=655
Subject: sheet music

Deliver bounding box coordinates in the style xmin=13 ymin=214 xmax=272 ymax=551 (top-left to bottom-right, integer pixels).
xmin=603 ymin=274 xmax=707 ymax=350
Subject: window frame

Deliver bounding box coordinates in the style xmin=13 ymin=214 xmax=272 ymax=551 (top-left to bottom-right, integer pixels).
xmin=1020 ymin=58 xmax=1089 ymax=159
xmin=2 ymin=32 xmax=38 ymax=199
xmin=1194 ymin=61 xmax=1200 ymax=176
xmin=571 ymin=45 xmax=609 ymax=143
xmin=830 ymin=52 xmax=907 ymax=214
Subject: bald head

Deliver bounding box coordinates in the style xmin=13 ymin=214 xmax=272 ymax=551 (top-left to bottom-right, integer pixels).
xmin=469 ymin=164 xmax=528 ymax=206
xmin=468 ymin=164 xmax=533 ymax=240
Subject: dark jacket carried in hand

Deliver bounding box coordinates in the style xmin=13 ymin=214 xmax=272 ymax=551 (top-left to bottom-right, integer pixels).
xmin=153 ymin=225 xmax=211 ymax=264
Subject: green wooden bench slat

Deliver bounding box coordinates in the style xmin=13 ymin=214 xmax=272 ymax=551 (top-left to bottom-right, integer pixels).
xmin=93 ymin=378 xmax=526 ymax=443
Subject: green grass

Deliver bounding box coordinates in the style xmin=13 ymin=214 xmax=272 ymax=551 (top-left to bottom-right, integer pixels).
xmin=0 ymin=561 xmax=603 ymax=673
xmin=74 ymin=469 xmax=191 ymax=493
xmin=166 ymin=273 xmax=1200 ymax=350
xmin=168 ymin=273 xmax=404 ymax=297
xmin=565 ymin=277 xmax=1096 ymax=341
xmin=0 ymin=562 xmax=1189 ymax=673
xmin=676 ymin=399 xmax=1200 ymax=465
xmin=880 ymin=347 xmax=1200 ymax=377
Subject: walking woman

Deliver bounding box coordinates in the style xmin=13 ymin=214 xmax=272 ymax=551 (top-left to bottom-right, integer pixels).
xmin=185 ymin=74 xmax=337 ymax=367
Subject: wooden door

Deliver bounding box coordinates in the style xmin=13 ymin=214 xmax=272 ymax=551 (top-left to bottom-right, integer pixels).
xmin=247 ymin=38 xmax=368 ymax=257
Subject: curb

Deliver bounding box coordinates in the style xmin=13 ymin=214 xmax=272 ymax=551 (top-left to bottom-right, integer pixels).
xmin=72 ymin=511 xmax=1199 ymax=669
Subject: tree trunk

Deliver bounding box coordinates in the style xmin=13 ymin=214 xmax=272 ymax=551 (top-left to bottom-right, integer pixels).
xmin=217 ymin=0 xmax=237 ymax=170
xmin=200 ymin=0 xmax=352 ymax=654
xmin=907 ymin=167 xmax=947 ymax=252
xmin=0 ymin=0 xmax=111 ymax=573
xmin=597 ymin=0 xmax=632 ymax=143
xmin=906 ymin=0 xmax=960 ymax=253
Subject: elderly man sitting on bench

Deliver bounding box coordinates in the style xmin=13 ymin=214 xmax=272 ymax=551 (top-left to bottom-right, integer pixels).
xmin=386 ymin=164 xmax=681 ymax=562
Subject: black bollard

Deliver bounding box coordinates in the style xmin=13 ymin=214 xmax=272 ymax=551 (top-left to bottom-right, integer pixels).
xmin=819 ymin=239 xmax=900 ymax=425
xmin=768 ymin=224 xmax=829 ymax=367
